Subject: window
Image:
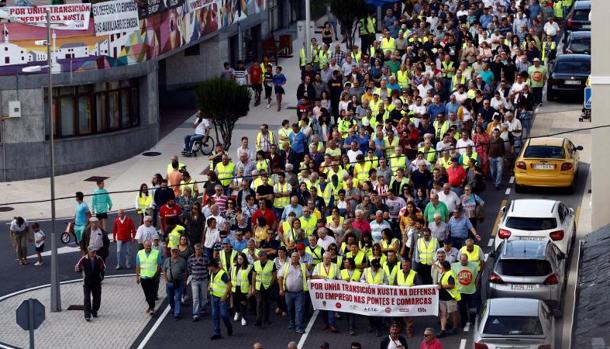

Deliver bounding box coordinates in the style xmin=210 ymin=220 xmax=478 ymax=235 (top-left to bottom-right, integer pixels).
xmin=45 ymin=78 xmax=140 ymax=138
xmin=483 ymin=316 xmax=544 ymax=336
xmin=505 ymin=217 xmax=557 ymax=230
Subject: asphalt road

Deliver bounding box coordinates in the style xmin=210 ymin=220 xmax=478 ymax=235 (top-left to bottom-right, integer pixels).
xmin=0 ymin=97 xmax=587 ymax=349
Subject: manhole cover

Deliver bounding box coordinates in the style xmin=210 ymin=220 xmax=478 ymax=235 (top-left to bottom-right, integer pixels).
xmin=84 ymin=176 xmax=109 ymax=182
xmin=0 ymin=206 xmax=14 ymax=212
xmin=67 ymin=305 xmax=85 ymax=311
xmin=142 ymin=151 xmax=162 ymax=157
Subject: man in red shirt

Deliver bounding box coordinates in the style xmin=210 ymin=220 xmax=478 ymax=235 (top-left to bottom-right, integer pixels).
xmin=251 ymin=199 xmax=276 ymax=231
xmin=351 ymin=209 xmax=371 ymax=239
xmin=249 ymin=59 xmax=263 ymax=106
xmin=446 ymin=158 xmax=466 ymax=196
xmin=112 ymin=208 xmax=136 ymax=269
xmin=159 ymin=198 xmax=182 ymax=235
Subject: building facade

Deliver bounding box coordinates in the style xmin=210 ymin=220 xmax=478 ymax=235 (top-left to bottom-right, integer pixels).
xmin=0 ymin=0 xmax=302 ymax=181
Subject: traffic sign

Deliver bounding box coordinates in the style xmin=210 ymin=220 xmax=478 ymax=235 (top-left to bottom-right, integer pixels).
xmin=16 ymin=298 xmax=45 ymax=349
xmin=584 ymin=87 xmax=592 ymax=110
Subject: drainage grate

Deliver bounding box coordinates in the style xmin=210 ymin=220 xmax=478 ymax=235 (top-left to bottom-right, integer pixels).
xmin=0 ymin=206 xmax=14 ymax=212
xmin=84 ymin=176 xmax=109 ymax=182
xmin=142 ymin=151 xmax=162 ymax=157
xmin=67 ymin=305 xmax=85 ymax=311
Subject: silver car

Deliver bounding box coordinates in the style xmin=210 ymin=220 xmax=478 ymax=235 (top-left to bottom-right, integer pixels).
xmin=474 ymin=298 xmax=555 ymax=349
xmin=488 ymin=240 xmax=566 ymax=316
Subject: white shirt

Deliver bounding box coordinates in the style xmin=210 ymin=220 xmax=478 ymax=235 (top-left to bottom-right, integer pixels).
xmin=438 ymin=190 xmax=461 ymax=212
xmin=507 ymin=118 xmax=522 ymax=135
xmin=544 ymin=21 xmax=560 ymax=37
xmin=204 ymin=227 xmax=220 ymax=249
xmin=195 ymin=117 xmax=211 ymax=135
xmin=370 ymin=220 xmax=391 ymax=242
xmin=317 ymin=235 xmax=337 ymax=251
xmin=34 ymin=230 xmax=46 ymax=248
xmin=136 ymin=224 xmax=158 ymax=243
xmin=456 ymin=138 xmax=475 ymax=155
xmin=347 ymin=149 xmax=363 ymax=164
xmin=490 ymin=96 xmax=508 ymax=110
xmin=9 ymin=219 xmax=28 ymax=233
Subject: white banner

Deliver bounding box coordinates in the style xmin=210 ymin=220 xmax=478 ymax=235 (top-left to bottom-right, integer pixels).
xmin=186 ymin=0 xmax=214 ymax=12
xmin=92 ymin=0 xmax=140 ymax=36
xmin=309 ymin=280 xmax=439 ymax=317
xmin=5 ymin=4 xmax=91 ymax=30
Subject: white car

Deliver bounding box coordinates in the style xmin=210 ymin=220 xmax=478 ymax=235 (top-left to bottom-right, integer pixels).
xmin=494 ymin=199 xmax=576 ymax=255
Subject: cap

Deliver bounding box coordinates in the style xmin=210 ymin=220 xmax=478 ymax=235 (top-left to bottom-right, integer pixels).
xmin=296 ymin=243 xmax=306 ymax=250
xmin=533 ymin=57 xmax=541 ymax=62
xmin=87 ymin=246 xmax=97 ymax=252
xmin=222 ymin=238 xmax=231 ymax=244
xmin=89 ymin=217 xmax=99 ymax=222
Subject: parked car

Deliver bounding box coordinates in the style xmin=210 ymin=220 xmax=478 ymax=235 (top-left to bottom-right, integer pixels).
xmin=495 ymin=199 xmax=576 ymax=255
xmin=488 ymin=240 xmax=566 ymax=315
xmin=514 ymin=137 xmax=582 ymax=194
xmin=565 ymin=1 xmax=591 ymax=32
xmin=564 ymin=31 xmax=590 ymax=54
xmin=547 ymin=54 xmax=590 ymax=101
xmin=474 ymin=298 xmax=555 ymax=349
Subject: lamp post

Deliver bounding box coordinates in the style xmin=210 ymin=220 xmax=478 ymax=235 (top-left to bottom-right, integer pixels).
xmin=304 ymin=0 xmax=311 ymax=62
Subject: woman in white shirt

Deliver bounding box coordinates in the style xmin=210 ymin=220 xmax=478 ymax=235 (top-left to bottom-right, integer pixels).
xmin=203 ymin=217 xmax=220 ymax=260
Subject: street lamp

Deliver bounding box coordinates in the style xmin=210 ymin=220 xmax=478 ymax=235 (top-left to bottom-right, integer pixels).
xmin=1 ymin=9 xmax=65 ymax=313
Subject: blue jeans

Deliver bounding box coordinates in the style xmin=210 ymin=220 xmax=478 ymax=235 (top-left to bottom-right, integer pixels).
xmin=489 ymin=156 xmax=503 ymax=187
xmin=451 ymin=237 xmax=466 ymax=250
xmin=519 ymin=111 xmax=533 ymax=139
xmin=513 ymin=136 xmax=523 ymax=157
xmin=211 ymin=296 xmax=232 ymax=335
xmin=166 ymin=280 xmax=184 ymax=317
xmin=191 ymin=279 xmax=209 ymax=318
xmin=116 ymin=240 xmax=132 ymax=268
xmin=184 ymin=134 xmax=204 ymax=152
xmin=322 ymin=310 xmax=336 ymax=327
xmin=285 ymin=291 xmax=305 ymax=331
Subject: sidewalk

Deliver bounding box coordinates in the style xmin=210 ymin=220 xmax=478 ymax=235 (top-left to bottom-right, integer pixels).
xmin=0 ymin=37 xmax=305 ymax=222
xmin=0 ymin=275 xmax=166 ymax=349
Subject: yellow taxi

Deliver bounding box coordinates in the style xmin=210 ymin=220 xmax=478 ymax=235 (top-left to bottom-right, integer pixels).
xmin=514 ymin=137 xmax=582 ymax=193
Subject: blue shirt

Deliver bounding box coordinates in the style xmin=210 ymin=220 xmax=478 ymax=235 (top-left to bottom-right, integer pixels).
xmin=282 ymin=204 xmax=303 ymax=221
xmin=75 ymin=202 xmax=90 ymax=226
xmin=231 ymin=239 xmax=248 ymax=252
xmin=448 ymin=216 xmax=473 ymax=239
xmin=427 ymin=103 xmax=446 ymax=119
xmin=445 ymin=101 xmax=459 ymax=116
xmin=290 ymin=131 xmax=306 ymax=153
xmin=356 ymin=134 xmax=370 ymax=153
xmin=480 ymin=15 xmax=492 ymax=29
xmin=374 ymin=138 xmax=385 ymax=158
xmin=479 ymin=70 xmax=494 ymax=86
xmin=272 ymin=73 xmax=286 ymax=88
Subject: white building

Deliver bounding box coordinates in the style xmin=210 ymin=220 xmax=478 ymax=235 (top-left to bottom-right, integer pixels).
xmin=56 ymin=42 xmax=90 ymax=60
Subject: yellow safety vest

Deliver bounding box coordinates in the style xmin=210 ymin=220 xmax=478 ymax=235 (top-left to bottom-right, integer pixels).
xmin=137 ymin=249 xmax=159 ymax=278
xmin=319 ymin=49 xmax=329 ymax=67
xmin=397 ymin=269 xmax=417 ymax=286
xmin=341 ymin=268 xmax=362 ymax=282
xmin=359 ymin=18 xmax=368 ymax=35
xmin=442 ymin=61 xmax=455 ymax=78
xmin=441 ymin=270 xmax=461 ymax=301
xmin=542 ymin=41 xmax=556 ymax=61
xmin=351 ymin=51 xmax=362 ymax=64
xmin=461 ymin=151 xmax=479 ymax=169
xmin=300 ymin=215 xmax=317 ymax=236
xmin=299 ymin=47 xmax=306 ymax=66
xmin=256 ymin=131 xmax=275 ymax=151
xmin=439 ymin=156 xmax=452 ymax=170
xmin=364 ymin=268 xmax=385 ymax=285
xmin=459 ymin=245 xmax=482 ymax=267
xmin=381 ymin=238 xmax=399 ymax=252
xmin=418 ymin=146 xmax=436 ymax=163
xmin=167 ymin=162 xmax=185 ymax=176
xmin=215 ymin=162 xmax=236 ymax=187
xmin=397 ymin=70 xmax=410 ymax=89
xmin=346 ymin=250 xmax=367 ymax=268
xmin=220 ymin=249 xmax=238 ymax=273
xmin=273 ymin=182 xmax=290 ymax=208
xmin=553 ymin=1 xmax=563 ymax=18
xmin=318 ymin=183 xmax=335 ymax=206
xmin=354 ymin=162 xmax=371 ymax=183
xmin=381 ymin=37 xmax=396 ymax=52
xmin=434 ymin=120 xmax=450 ymax=139
xmin=137 ymin=194 xmax=153 ymax=215
xmin=254 ymin=260 xmax=274 ymax=290
xmin=211 ymin=269 xmax=229 ymax=298
xmin=366 ymin=17 xmax=376 ymax=34
xmin=281 ymin=263 xmax=309 ymax=291
xmin=316 ymin=262 xmax=337 ymax=279
xmin=167 ymin=225 xmax=185 ymax=248
xmin=383 ymin=263 xmax=400 ymax=285
xmin=370 ymin=98 xmax=381 ymax=115
xmin=390 ymin=156 xmax=407 ymax=175
xmin=306 ymin=245 xmax=324 ymax=265
xmin=417 ymin=238 xmax=438 ymax=265
xmin=231 ymin=265 xmax=252 ymax=293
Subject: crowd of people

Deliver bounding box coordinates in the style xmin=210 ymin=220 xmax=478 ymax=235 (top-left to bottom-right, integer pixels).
xmin=9 ymin=0 xmax=575 ymax=346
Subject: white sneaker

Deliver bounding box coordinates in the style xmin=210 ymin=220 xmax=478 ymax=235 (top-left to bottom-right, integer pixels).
xmin=241 ymin=318 xmax=247 ymax=326
xmin=34 ymin=262 xmax=42 ymax=266
xmin=266 ymin=104 xmax=271 ymax=109
xmin=233 ymin=313 xmax=240 ymax=321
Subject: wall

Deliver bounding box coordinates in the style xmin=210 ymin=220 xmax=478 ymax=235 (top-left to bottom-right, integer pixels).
xmin=591 ymin=1 xmax=610 ymax=230
xmin=0 ymin=60 xmax=160 ymax=181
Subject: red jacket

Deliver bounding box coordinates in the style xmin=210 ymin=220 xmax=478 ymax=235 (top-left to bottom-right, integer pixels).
xmin=112 ymin=216 xmax=136 ymax=241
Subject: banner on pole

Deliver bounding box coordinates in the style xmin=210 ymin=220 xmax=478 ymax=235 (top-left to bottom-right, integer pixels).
xmin=93 ymin=0 xmax=140 ymax=36
xmin=5 ymin=5 xmax=91 ymax=30
xmin=309 ymin=280 xmax=439 ymax=317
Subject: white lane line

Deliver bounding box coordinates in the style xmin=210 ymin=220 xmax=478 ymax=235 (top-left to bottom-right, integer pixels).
xmin=509 ymin=176 xmax=515 ymax=184
xmin=488 ymin=238 xmax=494 ymax=247
xmin=136 ymin=304 xmax=171 ymax=349
xmin=297 ymin=310 xmax=319 ymax=349
xmin=505 ymin=187 xmax=511 ymax=196
xmin=459 ymin=338 xmax=467 ymax=349
xmin=463 ymin=322 xmax=471 ymax=332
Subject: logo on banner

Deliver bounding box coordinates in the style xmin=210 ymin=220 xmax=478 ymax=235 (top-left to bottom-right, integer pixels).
xmin=335 ymin=303 xmax=342 ymax=309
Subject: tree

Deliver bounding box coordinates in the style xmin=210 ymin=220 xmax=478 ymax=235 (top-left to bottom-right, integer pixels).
xmin=195 ymin=78 xmax=251 ymax=150
xmin=330 ymin=0 xmax=368 ymax=50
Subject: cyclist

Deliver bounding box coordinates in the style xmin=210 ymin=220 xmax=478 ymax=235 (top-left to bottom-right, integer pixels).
xmin=183 ymin=110 xmax=212 ymax=157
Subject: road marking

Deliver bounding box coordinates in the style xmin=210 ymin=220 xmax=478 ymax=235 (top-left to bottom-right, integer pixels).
xmin=509 ymin=176 xmax=514 ymax=184
xmin=463 ymin=322 xmax=470 ymax=332
xmin=297 ymin=310 xmax=319 ymax=349
xmin=491 ymin=199 xmax=507 ymax=238
xmin=136 ymin=305 xmax=171 ymax=349
xmin=459 ymin=338 xmax=467 ymax=349
xmin=487 ymin=238 xmax=494 ymax=247
xmin=504 ymin=187 xmax=511 ymax=195
xmin=27 ymin=245 xmax=80 ymax=259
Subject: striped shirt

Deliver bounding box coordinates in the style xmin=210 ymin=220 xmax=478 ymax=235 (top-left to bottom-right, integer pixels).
xmin=234 ymin=69 xmax=248 ymax=86
xmin=187 ymin=254 xmax=210 ymax=281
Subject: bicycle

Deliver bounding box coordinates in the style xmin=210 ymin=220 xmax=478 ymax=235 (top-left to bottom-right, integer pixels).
xmin=189 ymin=134 xmax=215 ymax=157
xmin=61 ymin=222 xmax=77 ymax=244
